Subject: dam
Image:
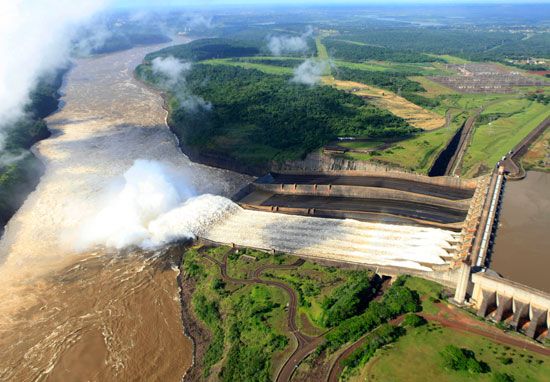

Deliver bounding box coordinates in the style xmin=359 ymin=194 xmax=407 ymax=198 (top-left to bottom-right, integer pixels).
xmin=200 ymin=156 xmax=488 ymax=273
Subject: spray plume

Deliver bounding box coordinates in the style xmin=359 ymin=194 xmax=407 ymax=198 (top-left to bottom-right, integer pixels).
xmin=77 ymin=160 xmax=238 ymax=250
xmin=0 ymin=0 xmax=109 ymax=144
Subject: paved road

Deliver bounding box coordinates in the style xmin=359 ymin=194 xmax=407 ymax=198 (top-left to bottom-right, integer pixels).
xmin=197 ymin=247 xmax=324 ymax=382
xmin=326 ymin=303 xmax=550 ymax=382
xmin=502 ymin=116 xmax=550 ymax=179
xmin=263 ymin=194 xmax=468 ymax=224
xmin=269 ymin=174 xmax=474 ymax=200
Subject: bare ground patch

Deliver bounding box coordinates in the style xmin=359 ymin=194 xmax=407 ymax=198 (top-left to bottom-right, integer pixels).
xmin=323 ymin=77 xmax=446 ymax=131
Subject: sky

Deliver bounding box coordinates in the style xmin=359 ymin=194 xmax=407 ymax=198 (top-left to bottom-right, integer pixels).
xmin=112 ymin=0 xmax=549 ymax=8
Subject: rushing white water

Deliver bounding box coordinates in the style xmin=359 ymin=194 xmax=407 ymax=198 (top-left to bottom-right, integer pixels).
xmin=203 ymin=208 xmax=459 ymax=271
xmin=0 ymin=37 xmax=461 ymax=380
xmin=0 ymin=39 xmax=251 ymax=318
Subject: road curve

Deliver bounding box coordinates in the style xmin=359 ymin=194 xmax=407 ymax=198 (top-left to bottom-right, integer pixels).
xmin=197 ymin=246 xmax=323 ymax=382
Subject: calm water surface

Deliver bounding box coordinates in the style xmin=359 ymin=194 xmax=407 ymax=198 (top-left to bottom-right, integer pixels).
xmin=491 ymin=171 xmax=550 ymax=293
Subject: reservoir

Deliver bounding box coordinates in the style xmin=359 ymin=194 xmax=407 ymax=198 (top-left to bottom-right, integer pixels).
xmin=491 ymin=171 xmax=550 ymax=293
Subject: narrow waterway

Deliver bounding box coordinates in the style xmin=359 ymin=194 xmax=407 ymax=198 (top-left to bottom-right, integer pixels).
xmin=0 ymin=41 xmax=250 ymax=381
xmin=491 ymin=171 xmax=550 ymax=293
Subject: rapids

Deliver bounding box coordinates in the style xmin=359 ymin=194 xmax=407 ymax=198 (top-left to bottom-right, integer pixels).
xmin=0 ymin=40 xmax=250 ymax=380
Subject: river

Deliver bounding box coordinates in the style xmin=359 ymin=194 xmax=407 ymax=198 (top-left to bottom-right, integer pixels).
xmin=491 ymin=171 xmax=550 ymax=293
xmin=0 ymin=41 xmax=249 ymax=380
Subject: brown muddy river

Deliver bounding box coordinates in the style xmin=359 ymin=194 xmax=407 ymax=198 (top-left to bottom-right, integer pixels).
xmin=0 ymin=40 xmax=249 ymax=381
xmin=491 ymin=171 xmax=550 ymax=293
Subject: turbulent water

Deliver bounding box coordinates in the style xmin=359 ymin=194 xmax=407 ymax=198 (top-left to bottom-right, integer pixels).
xmin=205 ymin=209 xmax=460 ymax=272
xmin=0 ymin=41 xmax=250 ymax=381
xmin=0 ymin=38 xmax=461 ymax=380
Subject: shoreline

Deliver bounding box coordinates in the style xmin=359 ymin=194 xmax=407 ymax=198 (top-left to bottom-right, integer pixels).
xmin=133 ymin=70 xmax=270 ymax=177
xmin=174 ymin=244 xmax=210 ymax=381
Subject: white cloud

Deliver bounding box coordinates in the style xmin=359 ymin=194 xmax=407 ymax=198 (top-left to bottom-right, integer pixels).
xmin=267 ymin=27 xmax=313 ymax=56
xmin=76 ymin=159 xmax=238 ymax=250
xmin=291 ymin=59 xmax=329 ymax=86
xmin=0 ymin=0 xmax=109 ymax=142
xmin=152 ymin=56 xmax=192 ymax=86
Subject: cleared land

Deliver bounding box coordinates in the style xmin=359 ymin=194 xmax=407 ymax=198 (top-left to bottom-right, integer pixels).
xmin=462 ymin=99 xmax=550 ymax=177
xmin=363 ymin=324 xmax=550 ymax=382
xmin=323 ymin=77 xmax=446 ymax=130
xmin=349 ymin=119 xmax=464 ymax=174
xmin=521 ymin=127 xmax=550 ymax=171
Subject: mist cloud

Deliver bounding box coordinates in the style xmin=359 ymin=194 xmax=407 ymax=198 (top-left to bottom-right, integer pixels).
xmin=152 ymin=56 xmax=211 ymax=112
xmin=267 ymin=27 xmax=313 ymax=56
xmin=291 ymin=59 xmax=329 ymax=86
xmin=152 ymin=56 xmax=192 ymax=86
xmin=0 ymin=0 xmax=108 ymax=142
xmin=76 ymin=160 xmax=238 ymax=250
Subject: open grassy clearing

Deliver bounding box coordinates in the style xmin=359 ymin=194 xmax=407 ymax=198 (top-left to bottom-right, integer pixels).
xmin=521 ymin=127 xmax=550 ymax=171
xmin=409 ymin=75 xmax=455 ymax=97
xmin=316 ymin=36 xmax=330 ymax=61
xmin=462 ymin=99 xmax=550 ymax=177
xmin=362 ymin=324 xmax=550 ymax=382
xmin=201 ymin=58 xmax=294 ymax=75
xmin=344 ymin=113 xmax=465 ymax=174
xmin=336 ymin=140 xmax=385 ymax=150
xmin=323 ymin=77 xmax=446 ymax=131
xmin=433 ymin=54 xmax=471 ymax=64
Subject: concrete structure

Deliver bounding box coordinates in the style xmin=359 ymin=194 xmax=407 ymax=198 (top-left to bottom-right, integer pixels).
xmin=471 ymin=272 xmax=550 ymax=340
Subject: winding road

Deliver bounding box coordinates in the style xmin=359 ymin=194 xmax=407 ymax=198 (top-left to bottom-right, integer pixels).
xmin=197 ymin=246 xmax=326 ymax=382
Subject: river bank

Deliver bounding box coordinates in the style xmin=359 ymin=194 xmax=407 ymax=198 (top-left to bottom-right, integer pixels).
xmin=0 ymin=39 xmax=250 ymax=380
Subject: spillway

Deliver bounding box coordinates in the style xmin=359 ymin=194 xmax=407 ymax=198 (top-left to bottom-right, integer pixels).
xmin=0 ymin=40 xmax=250 ymax=380
xmin=202 ymin=207 xmax=460 ymax=272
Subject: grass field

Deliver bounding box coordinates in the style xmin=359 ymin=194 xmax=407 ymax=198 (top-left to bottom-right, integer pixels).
xmin=521 ymin=127 xmax=550 ymax=171
xmin=462 ymin=99 xmax=550 ymax=177
xmin=323 ymin=77 xmax=446 ymax=131
xmin=344 ymin=122 xmax=460 ymax=173
xmin=343 ymin=110 xmax=466 ymax=173
xmin=316 ymin=36 xmax=330 ymax=61
xmin=409 ymin=76 xmax=455 ymax=97
xmin=201 ymin=58 xmax=294 ymax=75
xmin=336 ymin=140 xmax=385 ymax=150
xmin=361 ymin=324 xmax=550 ymax=382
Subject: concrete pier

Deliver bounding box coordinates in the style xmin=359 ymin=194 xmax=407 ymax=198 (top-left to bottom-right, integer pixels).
xmin=472 ymin=272 xmax=550 ymax=340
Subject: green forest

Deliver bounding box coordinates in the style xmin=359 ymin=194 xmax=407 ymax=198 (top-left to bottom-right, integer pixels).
xmin=137 ymin=60 xmax=415 ymax=171
xmin=323 ymin=29 xmax=550 ymax=61
xmin=324 ymin=39 xmax=440 ymax=63
xmin=145 ymin=38 xmax=261 ymax=62
xmin=0 ymin=70 xmax=64 ymax=229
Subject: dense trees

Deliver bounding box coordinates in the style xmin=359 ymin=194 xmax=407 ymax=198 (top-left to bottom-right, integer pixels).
xmin=321 ymin=271 xmax=377 ymax=327
xmin=440 ymin=345 xmax=489 ymax=373
xmin=341 ymin=324 xmax=404 ymax=369
xmin=325 ymin=29 xmax=550 ymax=61
xmin=1 ymin=70 xmax=65 ymax=229
xmin=138 ymin=63 xmax=415 ymax=167
xmin=322 ymin=282 xmax=420 ymax=351
xmin=324 ymin=39 xmax=439 ymax=63
xmin=145 ymin=38 xmax=261 ymax=62
xmin=333 ymin=66 xmax=425 ymax=93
